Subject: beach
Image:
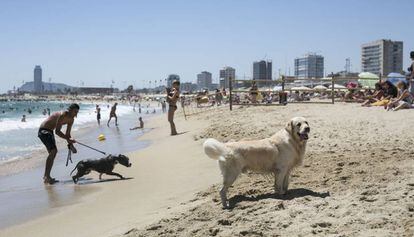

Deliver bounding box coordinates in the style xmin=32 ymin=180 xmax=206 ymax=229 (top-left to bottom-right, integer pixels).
xmin=0 ymin=101 xmax=156 ymax=229
xmin=1 ymin=103 xmax=414 ymax=237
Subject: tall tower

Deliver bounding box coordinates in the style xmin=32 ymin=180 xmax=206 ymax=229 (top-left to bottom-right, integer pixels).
xmin=34 ymin=65 xmax=43 ymax=93
xmin=345 ymin=58 xmax=351 ymax=73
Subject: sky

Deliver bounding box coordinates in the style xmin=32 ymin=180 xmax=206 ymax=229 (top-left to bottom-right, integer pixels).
xmin=0 ymin=0 xmax=413 ymax=93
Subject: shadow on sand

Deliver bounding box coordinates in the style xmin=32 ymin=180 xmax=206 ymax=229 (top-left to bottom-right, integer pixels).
xmin=78 ymin=177 xmax=134 ymax=185
xmin=228 ymin=188 xmax=330 ymax=209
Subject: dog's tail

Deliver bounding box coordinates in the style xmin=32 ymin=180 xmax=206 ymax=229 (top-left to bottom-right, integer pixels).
xmin=203 ymin=138 xmax=229 ymax=161
xmin=70 ymin=162 xmax=81 ymax=175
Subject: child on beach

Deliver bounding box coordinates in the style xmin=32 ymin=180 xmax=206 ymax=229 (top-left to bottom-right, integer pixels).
xmin=21 ymin=114 xmax=26 ymax=122
xmin=38 ymin=103 xmax=79 ymax=184
xmin=130 ymin=117 xmax=144 ymax=130
xmin=167 ymin=80 xmax=180 ymax=135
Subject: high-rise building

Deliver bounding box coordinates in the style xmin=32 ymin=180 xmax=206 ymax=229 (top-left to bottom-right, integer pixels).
xmin=253 ymin=60 xmax=272 ymax=80
xmin=34 ymin=65 xmax=43 ymax=93
xmin=166 ymin=74 xmax=180 ymax=88
xmin=294 ymin=54 xmax=324 ymax=78
xmin=197 ymin=71 xmax=212 ymax=89
xmin=219 ymin=67 xmax=235 ymax=89
xmin=361 ymin=39 xmax=403 ymax=76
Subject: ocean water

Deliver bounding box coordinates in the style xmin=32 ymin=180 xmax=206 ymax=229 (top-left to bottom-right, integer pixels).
xmin=0 ymin=101 xmax=134 ymax=163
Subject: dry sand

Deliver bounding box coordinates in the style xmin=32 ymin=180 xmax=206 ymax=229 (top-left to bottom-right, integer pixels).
xmin=123 ymin=103 xmax=414 ymax=237
xmin=2 ymin=103 xmax=414 ymax=237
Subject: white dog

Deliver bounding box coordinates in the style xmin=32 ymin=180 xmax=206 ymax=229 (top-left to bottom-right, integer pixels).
xmin=203 ymin=117 xmax=310 ymax=208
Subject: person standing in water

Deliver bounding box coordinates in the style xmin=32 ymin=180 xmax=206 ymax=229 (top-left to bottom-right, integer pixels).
xmin=96 ymin=104 xmax=101 ymax=125
xmin=38 ymin=103 xmax=79 ymax=184
xmin=107 ymin=102 xmax=118 ymax=126
xmin=167 ymin=80 xmax=180 ymax=135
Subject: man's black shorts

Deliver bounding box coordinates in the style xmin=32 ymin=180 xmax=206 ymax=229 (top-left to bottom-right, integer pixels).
xmin=38 ymin=128 xmax=57 ymax=152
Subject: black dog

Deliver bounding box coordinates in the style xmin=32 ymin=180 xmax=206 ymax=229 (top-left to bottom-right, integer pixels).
xmin=71 ymin=154 xmax=132 ymax=184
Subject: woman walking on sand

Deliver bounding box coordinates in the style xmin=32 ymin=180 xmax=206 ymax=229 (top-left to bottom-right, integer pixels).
xmin=167 ymin=80 xmax=180 ymax=135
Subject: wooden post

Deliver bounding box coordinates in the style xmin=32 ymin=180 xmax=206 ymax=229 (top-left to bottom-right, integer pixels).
xmin=331 ymin=73 xmax=335 ymax=104
xmin=229 ymin=76 xmax=233 ymax=111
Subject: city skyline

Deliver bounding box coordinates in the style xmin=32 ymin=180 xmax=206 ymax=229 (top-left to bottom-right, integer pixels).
xmin=1 ymin=0 xmax=413 ymax=93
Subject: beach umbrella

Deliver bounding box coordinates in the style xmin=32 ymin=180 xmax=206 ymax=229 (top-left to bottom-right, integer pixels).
xmin=358 ymin=72 xmax=379 ymax=88
xmin=313 ymin=85 xmax=327 ymax=91
xmin=321 ymin=77 xmax=333 ymax=81
xmin=386 ymin=72 xmax=406 ymax=86
xmin=328 ymin=84 xmax=346 ymax=89
xmin=290 ymin=86 xmax=312 ymax=91
xmin=272 ymin=86 xmax=283 ymax=91
xmin=346 ymin=81 xmax=358 ymax=89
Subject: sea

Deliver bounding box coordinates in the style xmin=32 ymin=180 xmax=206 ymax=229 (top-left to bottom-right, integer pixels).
xmin=0 ymin=101 xmax=135 ymax=164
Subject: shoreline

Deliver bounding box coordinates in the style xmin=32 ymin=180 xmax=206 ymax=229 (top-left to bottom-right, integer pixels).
xmin=0 ymin=105 xmax=222 ymax=237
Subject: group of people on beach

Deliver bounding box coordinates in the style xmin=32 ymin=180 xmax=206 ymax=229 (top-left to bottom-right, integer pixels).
xmin=358 ymin=51 xmax=414 ymax=110
xmin=37 ymin=80 xmax=181 ymax=184
xmin=94 ymin=102 xmax=119 ymax=126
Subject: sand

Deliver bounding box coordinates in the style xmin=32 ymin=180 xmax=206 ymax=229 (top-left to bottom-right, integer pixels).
xmin=2 ymin=103 xmax=414 ymax=237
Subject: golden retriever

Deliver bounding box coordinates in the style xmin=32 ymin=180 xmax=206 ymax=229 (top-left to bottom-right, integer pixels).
xmin=203 ymin=117 xmax=310 ymax=208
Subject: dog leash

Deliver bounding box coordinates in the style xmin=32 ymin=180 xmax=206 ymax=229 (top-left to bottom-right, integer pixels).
xmin=66 ymin=142 xmax=107 ymax=167
xmin=66 ymin=144 xmax=73 ymax=167
xmin=77 ymin=142 xmax=107 ymax=155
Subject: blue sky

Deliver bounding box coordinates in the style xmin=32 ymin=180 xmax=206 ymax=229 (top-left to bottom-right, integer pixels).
xmin=0 ymin=0 xmax=412 ymax=93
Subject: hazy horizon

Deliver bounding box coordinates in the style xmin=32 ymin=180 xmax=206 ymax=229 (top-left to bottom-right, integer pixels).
xmin=0 ymin=0 xmax=413 ymax=93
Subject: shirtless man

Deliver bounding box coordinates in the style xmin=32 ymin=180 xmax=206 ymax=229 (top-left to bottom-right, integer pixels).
xmin=38 ymin=103 xmax=79 ymax=184
xmin=107 ymin=102 xmax=118 ymax=126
